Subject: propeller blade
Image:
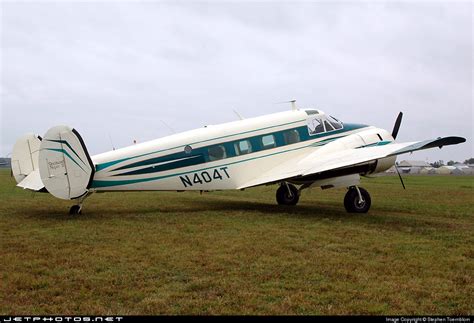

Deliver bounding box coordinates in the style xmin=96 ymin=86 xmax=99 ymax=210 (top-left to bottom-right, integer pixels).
xmin=392 ymin=112 xmax=403 ymax=140
xmin=395 ymin=164 xmax=406 ymax=190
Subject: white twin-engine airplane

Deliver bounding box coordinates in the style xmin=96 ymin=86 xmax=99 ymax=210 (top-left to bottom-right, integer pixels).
xmin=11 ymin=105 xmax=465 ymax=215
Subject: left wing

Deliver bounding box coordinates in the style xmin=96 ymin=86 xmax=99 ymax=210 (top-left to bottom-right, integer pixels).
xmin=237 ymin=136 xmax=465 ymax=189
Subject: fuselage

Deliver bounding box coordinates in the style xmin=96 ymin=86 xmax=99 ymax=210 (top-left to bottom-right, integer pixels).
xmin=90 ymin=109 xmax=395 ymax=192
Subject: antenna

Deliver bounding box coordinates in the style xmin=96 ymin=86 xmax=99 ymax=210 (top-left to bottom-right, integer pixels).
xmin=160 ymin=120 xmax=176 ymax=134
xmin=290 ymin=100 xmax=297 ymax=111
xmin=108 ymin=133 xmax=116 ymax=151
xmin=274 ymin=99 xmax=298 ymax=111
xmin=233 ymin=109 xmax=244 ymax=120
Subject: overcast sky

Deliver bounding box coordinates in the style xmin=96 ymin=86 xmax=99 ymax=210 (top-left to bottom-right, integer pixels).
xmin=1 ymin=1 xmax=472 ymax=163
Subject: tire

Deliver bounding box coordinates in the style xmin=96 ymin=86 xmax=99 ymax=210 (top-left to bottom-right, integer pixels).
xmin=344 ymin=187 xmax=371 ymax=213
xmin=69 ymin=205 xmax=82 ymax=215
xmin=276 ymin=184 xmax=300 ymax=206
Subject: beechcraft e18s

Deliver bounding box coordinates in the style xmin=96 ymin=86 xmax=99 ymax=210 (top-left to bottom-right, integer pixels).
xmin=11 ymin=103 xmax=465 ymax=215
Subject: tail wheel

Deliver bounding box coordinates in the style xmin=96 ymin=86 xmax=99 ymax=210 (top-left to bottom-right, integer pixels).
xmin=276 ymin=183 xmax=300 ymax=206
xmin=344 ymin=187 xmax=371 ymax=213
xmin=69 ymin=205 xmax=82 ymax=215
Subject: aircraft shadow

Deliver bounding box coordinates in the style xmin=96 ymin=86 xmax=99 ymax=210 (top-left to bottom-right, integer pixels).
xmin=21 ymin=198 xmax=349 ymax=220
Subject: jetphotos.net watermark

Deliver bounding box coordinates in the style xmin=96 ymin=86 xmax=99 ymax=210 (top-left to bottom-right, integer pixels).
xmin=1 ymin=318 xmax=124 ymax=323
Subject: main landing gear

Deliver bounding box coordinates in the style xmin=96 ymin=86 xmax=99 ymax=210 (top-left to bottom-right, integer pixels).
xmin=344 ymin=186 xmax=371 ymax=213
xmin=276 ymin=183 xmax=300 ymax=206
xmin=275 ymin=183 xmax=372 ymax=213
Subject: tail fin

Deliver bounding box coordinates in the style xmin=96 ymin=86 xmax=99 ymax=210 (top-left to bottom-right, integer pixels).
xmin=38 ymin=126 xmax=95 ymax=200
xmin=11 ymin=133 xmax=44 ymax=191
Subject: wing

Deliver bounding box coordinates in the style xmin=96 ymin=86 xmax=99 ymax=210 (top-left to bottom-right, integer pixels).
xmin=237 ymin=136 xmax=465 ymax=189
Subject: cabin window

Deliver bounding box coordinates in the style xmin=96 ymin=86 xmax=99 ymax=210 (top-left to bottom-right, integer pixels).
xmin=283 ymin=129 xmax=300 ymax=145
xmin=208 ymin=145 xmax=227 ymax=161
xmin=261 ymin=135 xmax=276 ymax=149
xmin=234 ymin=140 xmax=252 ymax=155
xmin=308 ymin=118 xmax=325 ymax=135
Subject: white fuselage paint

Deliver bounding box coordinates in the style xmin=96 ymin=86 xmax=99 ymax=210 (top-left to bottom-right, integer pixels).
xmin=89 ymin=110 xmax=395 ymax=192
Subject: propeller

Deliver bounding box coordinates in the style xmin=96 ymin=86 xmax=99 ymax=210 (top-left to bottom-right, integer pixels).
xmin=392 ymin=112 xmax=403 ymax=140
xmin=391 ymin=111 xmax=406 ymax=189
xmin=394 ymin=163 xmax=406 ymax=190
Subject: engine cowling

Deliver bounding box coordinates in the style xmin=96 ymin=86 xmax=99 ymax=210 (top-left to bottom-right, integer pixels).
xmin=372 ymin=156 xmax=396 ymax=174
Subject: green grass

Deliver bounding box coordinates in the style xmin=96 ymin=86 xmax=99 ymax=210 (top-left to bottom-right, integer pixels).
xmin=0 ymin=169 xmax=473 ymax=315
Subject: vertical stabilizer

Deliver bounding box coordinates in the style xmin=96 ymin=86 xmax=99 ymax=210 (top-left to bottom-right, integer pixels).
xmin=38 ymin=126 xmax=95 ymax=200
xmin=11 ymin=133 xmax=42 ymax=184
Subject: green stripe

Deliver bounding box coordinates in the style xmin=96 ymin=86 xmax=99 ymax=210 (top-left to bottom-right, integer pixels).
xmin=46 ymin=148 xmax=86 ymax=173
xmin=92 ymin=143 xmax=314 ymax=188
xmin=357 ymin=140 xmax=392 ymax=148
xmin=309 ymin=136 xmax=346 ymax=147
xmin=46 ymin=139 xmax=86 ymax=166
xmin=92 ymin=124 xmax=365 ymax=186
xmin=95 ymin=119 xmax=307 ymax=171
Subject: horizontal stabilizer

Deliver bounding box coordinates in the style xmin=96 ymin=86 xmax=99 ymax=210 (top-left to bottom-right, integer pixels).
xmin=17 ymin=169 xmax=45 ymax=191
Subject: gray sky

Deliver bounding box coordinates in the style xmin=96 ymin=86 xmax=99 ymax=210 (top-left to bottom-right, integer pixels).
xmin=1 ymin=1 xmax=472 ymax=163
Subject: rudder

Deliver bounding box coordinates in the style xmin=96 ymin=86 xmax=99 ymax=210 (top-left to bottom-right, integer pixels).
xmin=11 ymin=133 xmax=42 ymax=184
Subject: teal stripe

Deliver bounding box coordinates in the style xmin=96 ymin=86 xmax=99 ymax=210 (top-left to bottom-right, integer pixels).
xmin=92 ymin=124 xmax=366 ymax=181
xmin=46 ymin=148 xmax=86 ymax=173
xmin=357 ymin=140 xmax=392 ymax=148
xmin=95 ymin=119 xmax=307 ymax=171
xmin=309 ymin=136 xmax=346 ymax=147
xmin=115 ymin=155 xmax=205 ymax=176
xmin=46 ymin=139 xmax=86 ymax=166
xmin=91 ymin=130 xmax=360 ymax=188
xmin=112 ymin=134 xmax=348 ymax=177
xmin=92 ymin=143 xmax=315 ymax=188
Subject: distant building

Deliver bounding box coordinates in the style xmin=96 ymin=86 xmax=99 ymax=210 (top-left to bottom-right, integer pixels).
xmin=398 ymin=160 xmax=431 ymax=174
xmin=436 ymin=166 xmax=463 ymax=175
xmin=461 ymin=168 xmax=474 ymax=175
xmin=398 ymin=160 xmax=431 ymax=167
xmin=419 ymin=167 xmax=435 ymax=175
xmin=384 ymin=160 xmax=473 ymax=176
xmin=452 ymin=163 xmax=469 ymax=169
xmin=0 ymin=158 xmax=11 ymax=168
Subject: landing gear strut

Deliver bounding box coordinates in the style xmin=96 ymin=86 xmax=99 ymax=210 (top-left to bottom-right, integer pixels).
xmin=276 ymin=183 xmax=300 ymax=206
xmin=68 ymin=192 xmax=93 ymax=215
xmin=344 ymin=186 xmax=371 ymax=213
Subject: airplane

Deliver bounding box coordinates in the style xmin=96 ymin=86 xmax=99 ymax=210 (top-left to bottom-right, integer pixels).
xmin=10 ymin=103 xmax=465 ymax=215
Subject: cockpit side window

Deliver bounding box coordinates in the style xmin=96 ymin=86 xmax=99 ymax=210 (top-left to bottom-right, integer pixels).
xmin=307 ymin=118 xmax=325 ymax=135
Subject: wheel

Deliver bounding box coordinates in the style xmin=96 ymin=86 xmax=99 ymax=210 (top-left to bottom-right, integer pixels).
xmin=276 ymin=184 xmax=300 ymax=206
xmin=344 ymin=187 xmax=371 ymax=213
xmin=69 ymin=205 xmax=82 ymax=215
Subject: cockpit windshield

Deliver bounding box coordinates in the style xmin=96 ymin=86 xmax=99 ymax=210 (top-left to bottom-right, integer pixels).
xmin=328 ymin=115 xmax=343 ymax=130
xmin=306 ymin=113 xmax=343 ymax=135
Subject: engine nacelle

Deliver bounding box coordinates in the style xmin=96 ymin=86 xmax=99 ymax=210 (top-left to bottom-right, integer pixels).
xmin=373 ymin=156 xmax=396 ymax=174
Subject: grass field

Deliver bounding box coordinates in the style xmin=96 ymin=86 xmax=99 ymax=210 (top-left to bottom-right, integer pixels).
xmin=0 ymin=169 xmax=473 ymax=315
